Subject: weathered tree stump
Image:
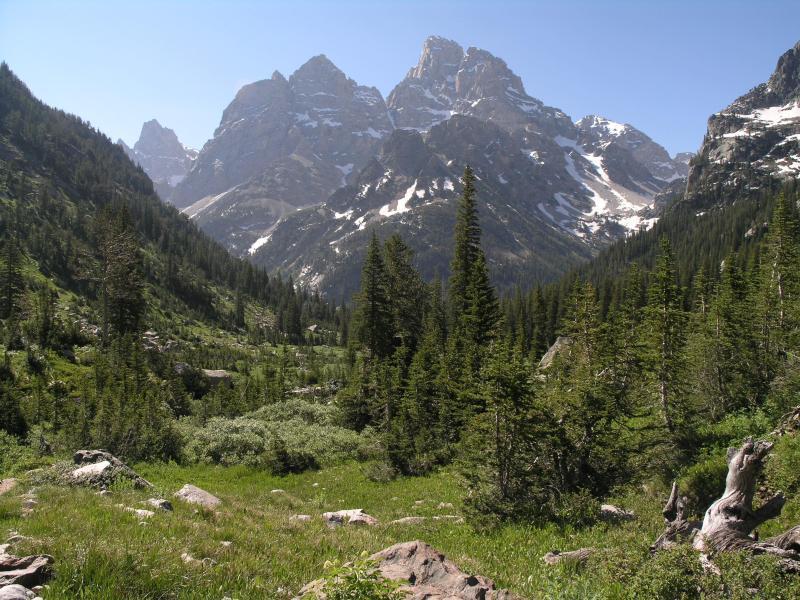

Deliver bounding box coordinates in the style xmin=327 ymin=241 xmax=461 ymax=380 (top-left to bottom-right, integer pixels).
xmin=650 ymin=481 xmax=701 ymax=553
xmin=691 ymin=438 xmax=800 ymax=572
xmin=542 ymin=548 xmax=594 ymax=566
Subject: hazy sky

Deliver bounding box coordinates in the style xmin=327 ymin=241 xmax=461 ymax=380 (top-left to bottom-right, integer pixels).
xmin=1 ymin=0 xmax=798 ymax=155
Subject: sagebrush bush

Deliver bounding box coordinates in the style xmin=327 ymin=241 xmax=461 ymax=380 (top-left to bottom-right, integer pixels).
xmin=182 ymin=399 xmax=381 ymax=472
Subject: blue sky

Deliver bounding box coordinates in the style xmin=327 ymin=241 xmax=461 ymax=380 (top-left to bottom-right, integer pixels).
xmin=1 ymin=0 xmax=798 ymax=155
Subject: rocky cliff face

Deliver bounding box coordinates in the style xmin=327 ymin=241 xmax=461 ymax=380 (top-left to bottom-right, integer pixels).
xmin=175 ymin=36 xmax=691 ymax=295
xmin=118 ymin=120 xmax=197 ymax=200
xmin=687 ymin=40 xmax=800 ymax=202
xmin=169 ymin=56 xmax=392 ymax=253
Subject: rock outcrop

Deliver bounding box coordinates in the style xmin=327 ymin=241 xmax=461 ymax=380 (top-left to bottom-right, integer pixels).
xmin=69 ymin=450 xmax=151 ymax=489
xmin=687 ymin=40 xmax=800 ymax=204
xmin=0 ymin=552 xmax=53 ymax=588
xmin=296 ymin=540 xmax=519 ymax=599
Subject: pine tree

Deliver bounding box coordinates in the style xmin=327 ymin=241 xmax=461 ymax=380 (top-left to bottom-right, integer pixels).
xmin=97 ymin=206 xmax=145 ymax=341
xmin=384 ymin=234 xmax=425 ymax=352
xmin=449 ymin=165 xmax=481 ymax=322
xmin=354 ymin=232 xmax=394 ymax=360
xmin=643 ymin=237 xmax=688 ymax=437
xmin=1 ymin=232 xmax=25 ymax=321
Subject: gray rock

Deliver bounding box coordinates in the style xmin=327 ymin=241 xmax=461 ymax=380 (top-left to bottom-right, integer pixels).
xmin=174 ymin=484 xmax=221 ymax=509
xmin=0 ymin=553 xmax=53 ymax=588
xmin=289 ymin=515 xmax=312 ymax=522
xmin=69 ymin=450 xmax=151 ymax=489
xmin=295 ymin=540 xmax=519 ymax=599
xmin=389 ymin=516 xmax=426 ymax=525
xmin=538 ymin=337 xmax=572 ymax=370
xmin=0 ymin=480 xmax=18 ymax=496
xmin=145 ymin=498 xmax=173 ymax=512
xmin=599 ymin=504 xmax=636 ymax=522
xmin=322 ymin=509 xmax=377 ymax=528
xmin=0 ymin=584 xmax=37 ymax=600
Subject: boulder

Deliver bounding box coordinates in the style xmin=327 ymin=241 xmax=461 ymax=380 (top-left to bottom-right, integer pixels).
xmin=174 ymin=484 xmax=221 ymax=509
xmin=69 ymin=450 xmax=151 ymax=489
xmin=289 ymin=515 xmax=312 ymax=522
xmin=0 ymin=553 xmax=53 ymax=588
xmin=71 ymin=461 xmax=112 ymax=483
xmin=296 ymin=540 xmax=519 ymax=599
xmin=202 ymin=369 xmax=233 ymax=387
xmin=322 ymin=509 xmax=377 ymax=528
xmin=145 ymin=498 xmax=173 ymax=512
xmin=122 ymin=507 xmax=155 ymax=519
xmin=0 ymin=584 xmax=39 ymax=600
xmin=599 ymin=504 xmax=636 ymax=522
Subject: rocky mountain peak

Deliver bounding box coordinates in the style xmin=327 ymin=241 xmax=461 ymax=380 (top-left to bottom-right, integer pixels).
xmin=688 ymin=40 xmax=800 ymax=199
xmin=134 ymin=119 xmax=186 ymax=159
xmin=121 ymin=119 xmax=197 ymax=200
xmin=576 ymin=115 xmax=630 ymax=138
xmin=410 ymin=36 xmax=464 ymax=81
xmin=767 ymin=40 xmax=800 ymax=102
xmin=290 ymin=54 xmax=348 ymax=89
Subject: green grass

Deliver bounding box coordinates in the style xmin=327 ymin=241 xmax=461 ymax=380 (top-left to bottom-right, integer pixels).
xmin=0 ymin=462 xmax=667 ymax=599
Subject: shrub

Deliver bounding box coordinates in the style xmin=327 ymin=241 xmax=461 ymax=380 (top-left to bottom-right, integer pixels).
xmin=362 ymin=460 xmax=397 ymax=483
xmin=628 ymin=545 xmax=711 ymax=599
xmin=184 ymin=417 xmax=269 ymax=467
xmin=304 ymin=552 xmax=402 ymax=600
xmin=680 ymin=452 xmax=728 ymax=514
xmin=183 ymin=401 xmax=381 ymax=473
xmin=0 ymin=430 xmax=40 ymax=475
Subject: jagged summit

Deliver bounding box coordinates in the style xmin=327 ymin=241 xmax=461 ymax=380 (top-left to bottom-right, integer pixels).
xmin=164 ymin=35 xmax=688 ymax=297
xmin=688 ymin=39 xmax=800 ymax=200
xmin=119 ymin=119 xmax=196 ymax=199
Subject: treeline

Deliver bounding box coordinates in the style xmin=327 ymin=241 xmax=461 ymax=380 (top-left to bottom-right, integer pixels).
xmin=343 ymin=165 xmax=800 ymax=525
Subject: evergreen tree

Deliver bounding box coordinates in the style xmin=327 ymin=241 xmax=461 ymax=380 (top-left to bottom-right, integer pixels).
xmin=449 ymin=165 xmax=481 ymax=322
xmin=643 ymin=237 xmax=688 ymax=438
xmin=97 ymin=206 xmax=145 ymax=341
xmin=354 ymin=232 xmax=394 ymax=360
xmin=384 ymin=234 xmax=425 ymax=353
xmin=1 ymin=232 xmax=25 ymax=321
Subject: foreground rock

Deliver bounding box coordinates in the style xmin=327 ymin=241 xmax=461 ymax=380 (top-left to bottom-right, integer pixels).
xmin=174 ymin=484 xmax=221 ymax=509
xmin=0 ymin=553 xmax=53 ymax=588
xmin=296 ymin=540 xmax=518 ymax=599
xmin=322 ymin=509 xmax=377 ymax=528
xmin=68 ymin=450 xmax=151 ymax=489
xmin=0 ymin=584 xmax=41 ymax=600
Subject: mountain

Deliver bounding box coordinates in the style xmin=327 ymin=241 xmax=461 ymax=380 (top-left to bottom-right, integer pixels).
xmin=118 ymin=119 xmax=197 ymax=200
xmin=687 ymin=40 xmax=800 ymax=203
xmin=572 ymin=41 xmax=800 ymax=297
xmin=247 ymin=37 xmax=689 ymax=297
xmin=0 ymin=63 xmax=329 ymax=340
xmin=169 ymin=56 xmax=392 ymax=254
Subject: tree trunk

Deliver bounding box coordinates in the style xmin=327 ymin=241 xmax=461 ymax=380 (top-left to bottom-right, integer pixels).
xmin=692 ymin=438 xmax=800 ymax=571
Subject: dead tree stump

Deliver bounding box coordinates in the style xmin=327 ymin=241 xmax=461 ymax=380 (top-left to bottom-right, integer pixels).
xmin=692 ymin=438 xmax=800 ymax=572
